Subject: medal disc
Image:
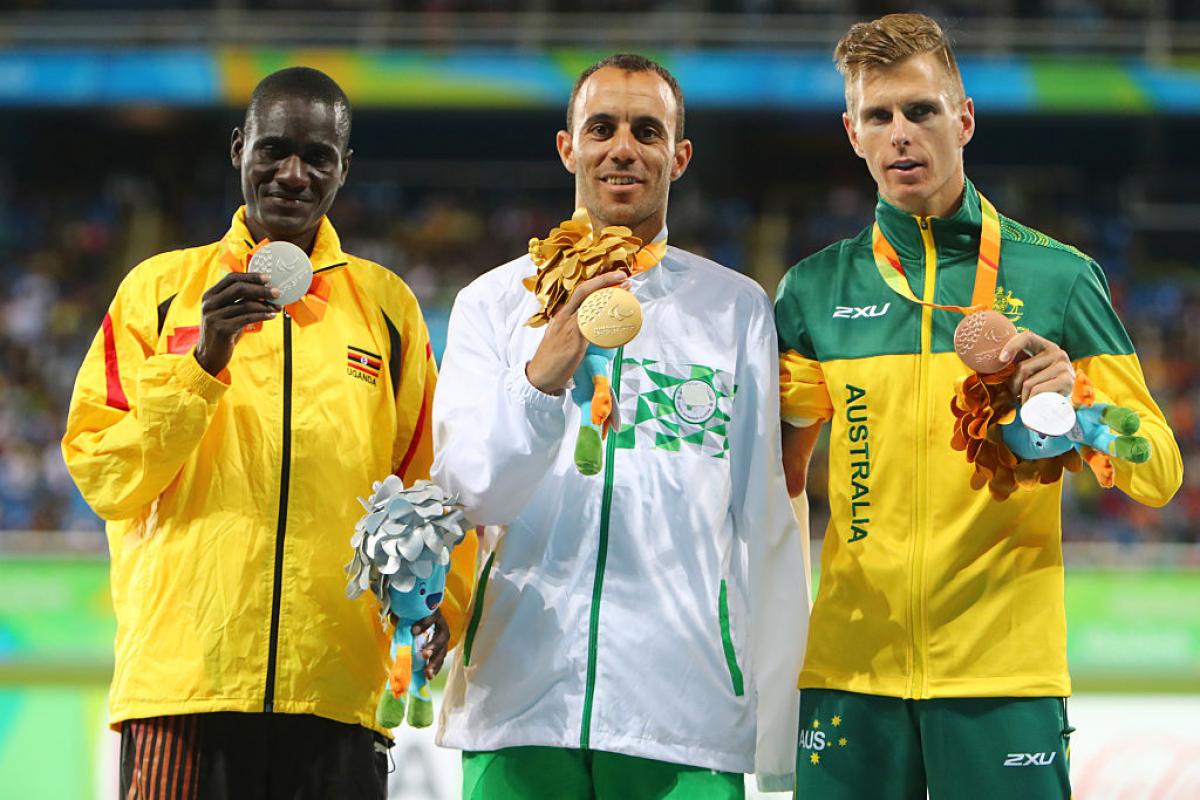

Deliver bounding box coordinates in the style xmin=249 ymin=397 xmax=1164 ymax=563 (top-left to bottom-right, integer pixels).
xmin=248 ymin=241 xmax=313 ymax=306
xmin=954 ymin=310 xmax=1017 ymax=374
xmin=1021 ymin=392 xmax=1077 ymax=437
xmin=577 ymin=287 xmax=642 ymax=348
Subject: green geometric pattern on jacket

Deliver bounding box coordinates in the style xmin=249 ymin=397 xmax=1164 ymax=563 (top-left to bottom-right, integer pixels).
xmin=613 ymin=357 xmax=736 ymax=458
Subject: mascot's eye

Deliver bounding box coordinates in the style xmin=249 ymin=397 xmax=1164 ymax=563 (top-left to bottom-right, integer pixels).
xmin=419 ymin=588 xmax=426 ymax=595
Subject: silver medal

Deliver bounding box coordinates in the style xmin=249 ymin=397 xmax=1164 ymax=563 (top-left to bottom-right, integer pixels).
xmin=1020 ymin=392 xmax=1076 ymax=437
xmin=248 ymin=241 xmax=313 ymax=306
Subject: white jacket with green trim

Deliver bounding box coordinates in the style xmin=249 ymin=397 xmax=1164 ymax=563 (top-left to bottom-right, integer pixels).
xmin=431 ymin=241 xmax=809 ymax=791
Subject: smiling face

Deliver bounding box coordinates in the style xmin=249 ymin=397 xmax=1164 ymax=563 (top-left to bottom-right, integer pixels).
xmin=843 ymin=52 xmax=974 ymax=219
xmin=556 ymin=66 xmax=692 ymax=244
xmin=231 ymin=95 xmax=351 ymax=252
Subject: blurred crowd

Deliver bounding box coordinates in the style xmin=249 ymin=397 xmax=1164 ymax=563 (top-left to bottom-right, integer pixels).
xmin=0 ymin=158 xmax=1194 ymax=547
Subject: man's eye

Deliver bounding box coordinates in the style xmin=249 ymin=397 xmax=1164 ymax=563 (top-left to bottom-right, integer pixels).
xmin=870 ymin=111 xmax=890 ymax=123
xmin=637 ymin=127 xmax=661 ymax=140
xmin=590 ymin=123 xmax=612 ymax=136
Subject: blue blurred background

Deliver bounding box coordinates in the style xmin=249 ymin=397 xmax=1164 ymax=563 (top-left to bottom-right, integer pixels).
xmin=0 ymin=1 xmax=1197 ymax=797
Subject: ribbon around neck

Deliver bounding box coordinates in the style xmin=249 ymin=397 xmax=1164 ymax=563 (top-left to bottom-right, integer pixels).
xmin=630 ymin=239 xmax=667 ymax=275
xmin=870 ymin=191 xmax=1001 ymax=316
xmin=218 ymin=239 xmax=333 ymax=331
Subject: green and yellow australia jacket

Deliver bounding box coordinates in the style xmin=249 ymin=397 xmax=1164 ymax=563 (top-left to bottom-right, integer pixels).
xmin=776 ymin=179 xmax=1182 ymax=699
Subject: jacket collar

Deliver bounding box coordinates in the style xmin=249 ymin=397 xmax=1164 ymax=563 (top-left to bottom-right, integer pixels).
xmin=874 ymin=178 xmax=983 ymax=266
xmin=221 ymin=206 xmax=349 ymax=272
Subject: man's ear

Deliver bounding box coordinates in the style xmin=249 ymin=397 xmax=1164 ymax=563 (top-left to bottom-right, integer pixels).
xmin=340 ymin=148 xmax=353 ymax=187
xmin=230 ymin=127 xmax=245 ymax=170
xmin=556 ymin=130 xmax=576 ymax=174
xmin=670 ymin=138 xmax=693 ymax=182
xmin=842 ymin=112 xmax=865 ymax=159
xmin=958 ymin=97 xmax=976 ymax=147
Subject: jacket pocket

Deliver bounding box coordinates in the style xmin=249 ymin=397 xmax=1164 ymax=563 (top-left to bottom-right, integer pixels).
xmin=718 ymin=579 xmax=745 ymax=696
xmin=462 ymin=552 xmax=496 ymax=667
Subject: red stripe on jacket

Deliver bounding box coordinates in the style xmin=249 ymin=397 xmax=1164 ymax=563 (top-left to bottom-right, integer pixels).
xmin=102 ymin=313 xmax=131 ymax=411
xmin=395 ymin=343 xmax=435 ymax=479
xmin=396 ymin=393 xmax=428 ymax=480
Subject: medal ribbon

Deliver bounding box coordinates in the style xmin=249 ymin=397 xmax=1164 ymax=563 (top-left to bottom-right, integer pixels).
xmin=218 ymin=240 xmax=333 ymax=331
xmin=870 ymin=191 xmax=1000 ymax=315
xmin=630 ymin=239 xmax=667 ymax=275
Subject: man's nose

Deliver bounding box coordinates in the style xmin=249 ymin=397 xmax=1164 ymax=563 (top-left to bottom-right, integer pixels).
xmin=274 ymin=154 xmax=308 ymax=190
xmin=609 ymin=125 xmax=637 ymax=162
xmin=890 ymin=115 xmax=912 ymax=148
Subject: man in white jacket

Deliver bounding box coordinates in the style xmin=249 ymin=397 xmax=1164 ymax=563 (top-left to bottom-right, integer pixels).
xmin=432 ymin=53 xmax=808 ymax=797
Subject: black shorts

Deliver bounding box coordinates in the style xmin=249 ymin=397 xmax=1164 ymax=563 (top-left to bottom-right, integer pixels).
xmin=119 ymin=712 xmax=390 ymax=800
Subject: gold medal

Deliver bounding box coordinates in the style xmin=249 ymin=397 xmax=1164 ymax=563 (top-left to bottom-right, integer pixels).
xmin=577 ymin=287 xmax=642 ymax=348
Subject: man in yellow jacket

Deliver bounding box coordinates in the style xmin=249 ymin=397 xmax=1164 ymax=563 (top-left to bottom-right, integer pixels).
xmin=777 ymin=13 xmax=1183 ymax=800
xmin=62 ymin=67 xmax=475 ymax=799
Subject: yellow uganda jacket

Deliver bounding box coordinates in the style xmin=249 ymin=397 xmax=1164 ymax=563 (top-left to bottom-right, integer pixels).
xmin=776 ymin=181 xmax=1182 ymax=700
xmin=62 ymin=209 xmax=477 ymax=735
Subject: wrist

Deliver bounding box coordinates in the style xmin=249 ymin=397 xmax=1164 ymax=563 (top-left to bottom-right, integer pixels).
xmin=524 ymin=360 xmax=565 ymax=396
xmin=193 ymin=345 xmax=223 ymax=377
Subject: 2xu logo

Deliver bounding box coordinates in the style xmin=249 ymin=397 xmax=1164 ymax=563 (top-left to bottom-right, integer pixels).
xmin=1004 ymin=752 xmax=1057 ymax=767
xmin=832 ymin=302 xmax=891 ymax=319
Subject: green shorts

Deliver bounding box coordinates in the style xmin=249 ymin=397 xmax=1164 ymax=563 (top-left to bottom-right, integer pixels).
xmin=794 ymin=689 xmax=1073 ymax=800
xmin=462 ymin=746 xmax=745 ymax=799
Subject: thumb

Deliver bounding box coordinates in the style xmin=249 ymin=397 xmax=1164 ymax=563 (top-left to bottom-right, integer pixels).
xmin=561 ymin=270 xmax=629 ymax=318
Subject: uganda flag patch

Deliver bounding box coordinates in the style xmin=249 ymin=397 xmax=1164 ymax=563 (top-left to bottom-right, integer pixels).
xmin=347 ymin=345 xmax=382 ymax=380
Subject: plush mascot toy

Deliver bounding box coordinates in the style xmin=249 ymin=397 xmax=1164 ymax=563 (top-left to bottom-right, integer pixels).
xmin=523 ymin=209 xmax=665 ymax=475
xmin=345 ymin=476 xmax=470 ymax=728
xmin=950 ymin=310 xmax=1151 ymax=500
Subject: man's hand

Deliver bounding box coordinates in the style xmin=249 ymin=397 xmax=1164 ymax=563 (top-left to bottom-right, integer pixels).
xmin=999 ymin=331 xmax=1075 ymax=404
xmin=524 ymin=271 xmax=629 ymax=395
xmin=194 ymin=273 xmax=280 ymax=376
xmin=412 ymin=609 xmax=450 ymax=680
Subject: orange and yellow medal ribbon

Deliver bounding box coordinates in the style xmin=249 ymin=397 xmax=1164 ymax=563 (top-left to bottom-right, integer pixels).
xmin=630 ymin=239 xmax=667 ymax=275
xmin=870 ymin=192 xmax=1001 ymax=316
xmin=218 ymin=239 xmax=333 ymax=331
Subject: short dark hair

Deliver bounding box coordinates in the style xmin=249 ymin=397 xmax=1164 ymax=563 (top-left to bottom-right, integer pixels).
xmin=245 ymin=66 xmax=352 ymax=149
xmin=566 ymin=54 xmax=686 ymax=141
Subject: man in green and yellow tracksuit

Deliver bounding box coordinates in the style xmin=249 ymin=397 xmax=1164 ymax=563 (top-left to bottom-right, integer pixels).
xmin=62 ymin=68 xmax=475 ymax=799
xmin=777 ymin=14 xmax=1183 ymax=799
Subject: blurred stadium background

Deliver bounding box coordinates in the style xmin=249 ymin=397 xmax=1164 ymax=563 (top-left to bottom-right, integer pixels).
xmin=0 ymin=1 xmax=1198 ymax=797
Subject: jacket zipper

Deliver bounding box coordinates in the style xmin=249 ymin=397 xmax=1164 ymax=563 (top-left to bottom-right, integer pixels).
xmin=264 ymin=314 xmax=293 ymax=712
xmin=909 ymin=216 xmax=937 ymax=699
xmin=580 ymin=346 xmax=624 ymax=750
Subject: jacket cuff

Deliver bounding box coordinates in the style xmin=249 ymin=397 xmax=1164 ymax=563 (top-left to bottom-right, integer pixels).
xmin=756 ymin=773 xmax=795 ymax=793
xmin=180 ymin=351 xmax=230 ymax=402
xmin=506 ymin=364 xmax=568 ymax=413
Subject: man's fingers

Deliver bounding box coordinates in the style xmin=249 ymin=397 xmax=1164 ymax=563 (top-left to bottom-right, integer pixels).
xmin=422 ymin=628 xmax=450 ymax=678
xmin=208 ymin=302 xmax=279 ymax=328
xmin=999 ymin=330 xmax=1052 ymax=363
xmin=203 ymin=271 xmax=270 ymax=298
xmin=425 ymin=650 xmax=446 ymax=679
xmin=559 ymin=270 xmax=629 ymax=318
xmin=204 ymin=274 xmax=278 ymax=310
xmin=1021 ymin=369 xmax=1074 ymax=404
xmin=1011 ymin=349 xmax=1060 ymax=386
